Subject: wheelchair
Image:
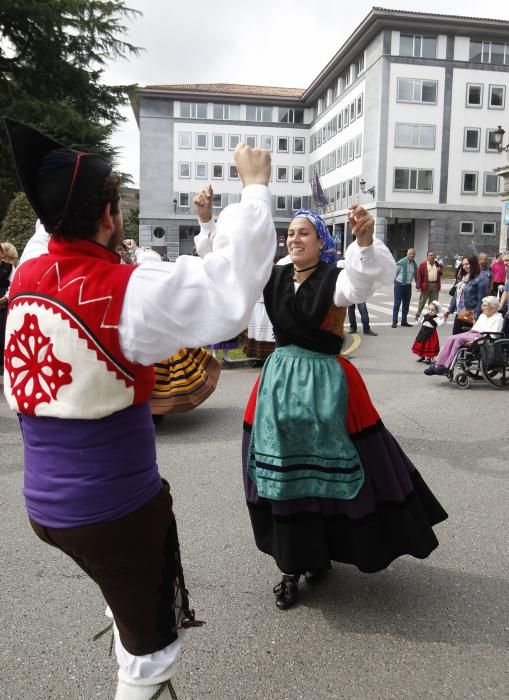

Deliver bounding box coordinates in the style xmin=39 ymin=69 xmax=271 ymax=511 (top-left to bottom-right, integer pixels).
xmin=448 ymin=329 xmax=509 ymax=390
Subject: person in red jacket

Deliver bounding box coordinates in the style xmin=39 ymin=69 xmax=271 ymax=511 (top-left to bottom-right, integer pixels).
xmin=415 ymin=250 xmax=443 ymax=319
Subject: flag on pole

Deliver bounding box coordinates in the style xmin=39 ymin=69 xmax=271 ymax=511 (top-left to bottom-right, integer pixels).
xmin=311 ymin=170 xmax=328 ymax=207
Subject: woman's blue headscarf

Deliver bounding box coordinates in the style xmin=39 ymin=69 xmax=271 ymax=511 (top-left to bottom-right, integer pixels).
xmin=290 ymin=209 xmax=337 ymax=265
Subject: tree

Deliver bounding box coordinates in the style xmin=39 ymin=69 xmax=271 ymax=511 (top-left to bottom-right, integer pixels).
xmin=0 ymin=1 xmax=141 ymax=220
xmin=123 ymin=207 xmax=139 ymax=243
xmin=0 ymin=192 xmax=38 ymax=253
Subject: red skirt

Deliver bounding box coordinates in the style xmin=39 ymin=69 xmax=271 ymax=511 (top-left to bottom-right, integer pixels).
xmin=412 ymin=329 xmax=439 ymax=358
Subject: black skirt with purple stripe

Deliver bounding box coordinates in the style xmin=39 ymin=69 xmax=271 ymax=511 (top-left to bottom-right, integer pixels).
xmin=242 ymin=357 xmax=447 ymax=574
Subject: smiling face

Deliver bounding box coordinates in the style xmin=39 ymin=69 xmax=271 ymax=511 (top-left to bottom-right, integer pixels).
xmin=462 ymin=257 xmax=470 ymax=274
xmin=481 ymin=301 xmax=498 ymax=317
xmin=287 ymin=217 xmax=323 ymax=269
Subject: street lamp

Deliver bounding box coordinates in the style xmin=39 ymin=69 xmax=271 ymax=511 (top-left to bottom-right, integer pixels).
xmin=173 ymin=198 xmax=177 ymax=213
xmin=492 ymin=126 xmax=509 ymax=152
xmin=359 ymin=178 xmax=375 ymax=198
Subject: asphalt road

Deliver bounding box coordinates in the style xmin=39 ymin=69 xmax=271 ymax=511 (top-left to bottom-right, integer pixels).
xmin=1 ymin=285 xmax=508 ymax=699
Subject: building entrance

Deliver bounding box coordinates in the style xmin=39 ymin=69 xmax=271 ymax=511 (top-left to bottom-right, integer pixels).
xmin=386 ymin=220 xmax=415 ymax=260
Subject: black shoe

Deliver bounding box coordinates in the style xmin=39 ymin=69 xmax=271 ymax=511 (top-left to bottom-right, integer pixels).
xmin=348 ymin=327 xmax=357 ymax=334
xmin=401 ymin=322 xmax=412 ymax=327
xmin=391 ymin=322 xmax=397 ymax=328
xmin=304 ymin=569 xmax=328 ymax=583
xmin=364 ymin=329 xmax=378 ymax=336
xmin=416 ymin=357 xmax=425 ymax=362
xmin=424 ymin=358 xmax=432 ymax=364
xmin=273 ymin=575 xmax=300 ymax=610
xmin=424 ymin=364 xmax=448 ymax=376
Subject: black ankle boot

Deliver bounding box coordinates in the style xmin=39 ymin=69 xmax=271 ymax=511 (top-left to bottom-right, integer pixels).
xmin=304 ymin=568 xmax=328 ymax=583
xmin=273 ymin=574 xmax=300 ymax=610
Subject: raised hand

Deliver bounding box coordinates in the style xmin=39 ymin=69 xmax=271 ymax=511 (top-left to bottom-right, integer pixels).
xmin=348 ymin=204 xmax=374 ymax=247
xmin=234 ymin=144 xmax=271 ymax=186
xmin=193 ymin=184 xmax=213 ymax=223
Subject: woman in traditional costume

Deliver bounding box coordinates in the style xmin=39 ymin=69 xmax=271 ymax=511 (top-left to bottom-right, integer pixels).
xmin=241 ymin=207 xmax=448 ymax=610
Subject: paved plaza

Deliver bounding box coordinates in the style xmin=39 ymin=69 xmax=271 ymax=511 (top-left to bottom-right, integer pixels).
xmin=0 ymin=283 xmax=508 ymax=699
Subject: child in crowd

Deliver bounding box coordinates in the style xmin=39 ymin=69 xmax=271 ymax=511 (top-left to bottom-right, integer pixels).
xmin=412 ymin=300 xmax=446 ymax=364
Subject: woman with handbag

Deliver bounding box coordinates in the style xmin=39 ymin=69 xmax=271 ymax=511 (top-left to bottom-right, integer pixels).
xmin=445 ymin=255 xmax=487 ymax=335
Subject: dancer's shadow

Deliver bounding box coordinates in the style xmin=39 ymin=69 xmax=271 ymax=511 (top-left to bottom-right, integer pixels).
xmin=301 ymin=559 xmax=509 ymax=648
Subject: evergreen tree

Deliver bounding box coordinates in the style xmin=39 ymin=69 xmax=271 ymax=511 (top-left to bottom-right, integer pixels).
xmin=123 ymin=207 xmax=139 ymax=243
xmin=0 ymin=192 xmax=38 ymax=253
xmin=0 ymin=1 xmax=141 ymax=220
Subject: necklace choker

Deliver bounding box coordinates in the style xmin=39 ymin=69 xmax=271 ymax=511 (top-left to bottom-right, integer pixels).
xmin=293 ymin=263 xmax=319 ymax=274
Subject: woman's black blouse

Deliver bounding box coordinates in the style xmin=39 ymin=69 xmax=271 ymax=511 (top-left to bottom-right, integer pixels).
xmin=263 ymin=262 xmax=342 ymax=355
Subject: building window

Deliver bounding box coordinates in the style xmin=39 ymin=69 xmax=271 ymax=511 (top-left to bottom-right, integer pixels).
xmin=246 ymin=105 xmax=273 ymax=122
xmin=195 ymin=162 xmax=207 ymax=179
xmin=293 ymin=137 xmax=305 ymax=153
xmin=212 ymin=194 xmax=222 ymax=208
xmin=464 ymin=128 xmax=480 ymax=151
xmin=354 ymin=134 xmax=362 ymax=158
xmin=195 ymin=133 xmax=208 ymax=149
xmin=276 ymin=166 xmax=288 ymax=182
xmin=482 ymin=222 xmax=496 ymax=235
xmin=348 ymin=139 xmax=354 ymax=161
xmin=395 ymin=123 xmax=435 ymax=149
xmin=178 ymin=162 xmax=191 ymax=178
xmin=356 ymin=94 xmax=363 ymax=117
xmin=342 ymin=142 xmax=348 ymax=164
xmin=178 ymin=132 xmax=192 ymax=149
xmin=349 ymin=102 xmax=356 ymax=122
xmin=292 ymin=166 xmax=304 ymax=182
xmin=484 ymin=172 xmax=499 ymax=195
xmin=261 ymin=135 xmax=273 ymax=151
xmin=459 ymin=221 xmax=474 ymax=235
xmin=466 ymin=83 xmax=483 ymax=107
xmin=394 ymin=168 xmax=433 ymax=192
xmin=341 ymin=67 xmax=351 ymax=90
xmin=228 ymin=134 xmax=240 ymax=150
xmin=292 ymin=196 xmax=303 ymax=210
xmin=278 ymin=107 xmax=304 ymax=124
xmin=244 ymin=135 xmax=257 ymax=148
xmin=397 ymin=78 xmax=437 ymax=104
xmin=212 ymin=133 xmax=224 ymax=150
xmin=180 ymin=102 xmax=207 ymax=119
xmin=228 ymin=164 xmax=239 ymax=180
xmin=469 ymin=40 xmax=508 ymax=65
xmin=276 ymin=196 xmax=286 ymax=210
xmin=178 ymin=193 xmax=189 ymax=207
xmin=343 ymin=106 xmax=349 ymax=127
xmin=337 ymin=112 xmax=343 ymax=131
xmin=400 ymin=34 xmax=437 ymax=59
xmin=336 ymin=147 xmax=342 ymax=166
xmin=462 ymin=171 xmax=478 ymax=194
xmin=212 ymin=104 xmax=240 ymax=120
xmin=212 ymin=164 xmax=223 ymax=179
xmin=486 ymin=129 xmax=501 ymax=152
xmin=355 ymin=52 xmax=365 ymax=75
xmin=277 ymin=137 xmax=289 ymax=153
xmin=489 ymin=84 xmax=505 ymax=109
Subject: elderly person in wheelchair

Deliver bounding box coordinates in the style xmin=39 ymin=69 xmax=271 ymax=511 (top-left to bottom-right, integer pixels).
xmin=424 ymin=296 xmax=504 ymax=376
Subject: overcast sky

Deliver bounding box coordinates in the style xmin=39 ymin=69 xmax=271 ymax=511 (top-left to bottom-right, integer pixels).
xmin=103 ymin=0 xmax=509 ymax=186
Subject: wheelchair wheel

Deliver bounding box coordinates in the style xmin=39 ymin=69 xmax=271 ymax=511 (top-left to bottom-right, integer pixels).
xmin=455 ymin=373 xmax=471 ymax=389
xmin=481 ymin=339 xmax=509 ymax=389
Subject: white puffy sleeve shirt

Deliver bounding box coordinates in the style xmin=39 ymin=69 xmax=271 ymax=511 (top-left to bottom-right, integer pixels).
xmin=195 ymin=220 xmax=396 ymax=309
xmin=19 ymin=185 xmax=276 ymax=365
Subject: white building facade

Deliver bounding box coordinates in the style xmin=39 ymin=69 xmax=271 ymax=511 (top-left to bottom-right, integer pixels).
xmin=133 ymin=8 xmax=509 ymax=263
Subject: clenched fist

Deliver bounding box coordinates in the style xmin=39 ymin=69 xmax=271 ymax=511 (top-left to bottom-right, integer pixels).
xmin=348 ymin=205 xmax=374 ymax=247
xmin=234 ymin=144 xmax=271 ymax=186
xmin=193 ymin=185 xmax=213 ymax=223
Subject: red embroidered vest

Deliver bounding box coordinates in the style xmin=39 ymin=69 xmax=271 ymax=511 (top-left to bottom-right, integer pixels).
xmin=4 ymin=238 xmax=154 ymax=418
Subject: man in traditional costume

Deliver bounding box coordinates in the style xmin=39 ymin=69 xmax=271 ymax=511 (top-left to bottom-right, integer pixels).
xmin=2 ymin=118 xmax=275 ymax=699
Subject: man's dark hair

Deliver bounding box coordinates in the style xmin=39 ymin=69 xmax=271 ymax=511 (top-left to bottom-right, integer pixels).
xmin=426 ymin=250 xmax=435 ymax=256
xmin=54 ymin=174 xmax=121 ymax=240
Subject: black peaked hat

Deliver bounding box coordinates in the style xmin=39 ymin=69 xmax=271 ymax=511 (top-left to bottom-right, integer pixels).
xmin=3 ymin=117 xmax=112 ymax=232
